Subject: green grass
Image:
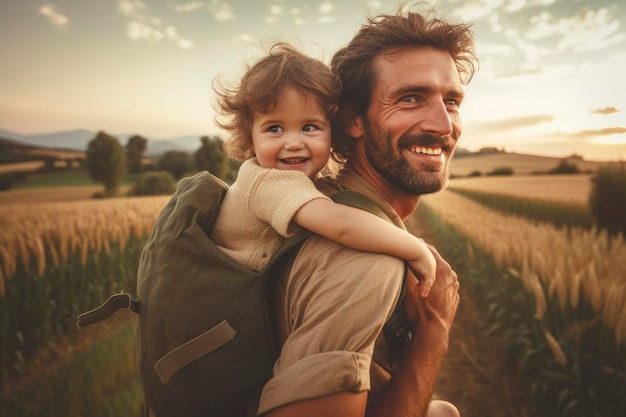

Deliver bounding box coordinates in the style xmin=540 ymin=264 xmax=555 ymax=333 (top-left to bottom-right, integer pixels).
xmin=447 ymin=187 xmax=594 ymax=230
xmin=0 ymin=320 xmax=143 ymax=417
xmin=14 ymin=169 xmax=137 ymax=189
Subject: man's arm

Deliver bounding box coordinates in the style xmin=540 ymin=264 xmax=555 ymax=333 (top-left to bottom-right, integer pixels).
xmin=293 ymin=198 xmax=437 ymax=296
xmin=263 ymin=245 xmax=460 ymax=417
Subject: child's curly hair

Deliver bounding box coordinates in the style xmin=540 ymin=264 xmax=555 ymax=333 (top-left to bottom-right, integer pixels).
xmin=213 ymin=43 xmax=341 ymax=162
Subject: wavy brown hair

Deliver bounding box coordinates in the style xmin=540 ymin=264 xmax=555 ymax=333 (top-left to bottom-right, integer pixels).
xmin=330 ymin=4 xmax=479 ymax=161
xmin=213 ymin=43 xmax=340 ymax=162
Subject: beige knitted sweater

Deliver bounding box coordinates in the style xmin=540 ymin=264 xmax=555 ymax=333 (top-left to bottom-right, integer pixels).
xmin=209 ymin=158 xmax=330 ymax=272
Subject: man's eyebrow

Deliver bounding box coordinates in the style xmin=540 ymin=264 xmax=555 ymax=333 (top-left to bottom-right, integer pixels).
xmin=447 ymin=89 xmax=465 ymax=100
xmin=393 ymin=85 xmax=465 ymax=99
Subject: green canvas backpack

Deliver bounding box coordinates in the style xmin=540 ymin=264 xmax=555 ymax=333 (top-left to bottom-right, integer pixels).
xmin=77 ymin=170 xmax=408 ymax=417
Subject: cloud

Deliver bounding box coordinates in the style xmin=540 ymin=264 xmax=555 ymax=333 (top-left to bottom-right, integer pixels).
xmin=319 ymin=2 xmax=334 ymax=14
xmin=119 ymin=0 xmax=194 ymax=49
xmin=177 ymin=38 xmax=194 ymax=50
xmin=39 ymin=4 xmax=69 ymax=27
xmin=316 ymin=1 xmax=335 ymax=23
xmin=165 ymin=26 xmax=194 ymax=49
xmin=494 ymin=68 xmax=542 ymax=79
xmin=525 ymin=7 xmax=625 ymax=53
xmin=238 ymin=34 xmax=255 ymax=44
xmin=490 ymin=61 xmax=590 ymax=85
xmin=590 ymin=107 xmax=621 ymax=115
xmin=118 ymin=0 xmax=145 ymax=17
xmin=470 ymin=115 xmax=555 ymax=134
xmin=265 ymin=4 xmax=283 ymax=24
xmin=452 ymin=2 xmax=494 ymax=21
xmin=503 ymin=0 xmax=525 ymax=13
xmin=207 ymin=1 xmax=235 ymax=21
xmin=529 ymin=0 xmax=557 ymax=6
xmin=567 ymin=127 xmax=626 ymax=138
xmin=537 ymin=127 xmax=626 ymax=148
xmin=127 ymin=21 xmax=164 ymax=43
xmin=318 ymin=15 xmax=336 ymax=24
xmin=170 ymin=2 xmax=204 ymax=13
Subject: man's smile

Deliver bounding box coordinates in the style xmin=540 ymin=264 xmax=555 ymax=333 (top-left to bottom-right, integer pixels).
xmin=408 ymin=146 xmax=443 ymax=156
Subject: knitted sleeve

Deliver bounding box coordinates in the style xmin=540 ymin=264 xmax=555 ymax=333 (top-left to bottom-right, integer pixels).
xmin=249 ymin=163 xmax=331 ymax=237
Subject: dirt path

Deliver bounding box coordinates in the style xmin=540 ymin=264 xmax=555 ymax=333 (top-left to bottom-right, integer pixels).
xmin=405 ymin=211 xmax=537 ymax=417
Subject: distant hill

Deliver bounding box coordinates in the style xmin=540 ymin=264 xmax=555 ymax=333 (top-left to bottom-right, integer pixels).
xmin=449 ymin=149 xmax=612 ymax=176
xmin=0 ymin=128 xmax=206 ymax=157
xmin=0 ymin=135 xmax=86 ymax=164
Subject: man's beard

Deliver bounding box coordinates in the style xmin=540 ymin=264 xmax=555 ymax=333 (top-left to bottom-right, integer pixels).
xmin=362 ymin=118 xmax=453 ymax=195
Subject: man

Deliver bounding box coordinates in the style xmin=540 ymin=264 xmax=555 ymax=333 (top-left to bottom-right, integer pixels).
xmin=259 ymin=5 xmax=478 ymax=417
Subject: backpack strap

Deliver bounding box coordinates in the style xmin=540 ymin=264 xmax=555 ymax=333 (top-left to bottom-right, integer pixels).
xmin=76 ymin=291 xmax=138 ymax=329
xmin=332 ymin=190 xmax=412 ymax=369
xmin=330 ymin=190 xmax=390 ymax=222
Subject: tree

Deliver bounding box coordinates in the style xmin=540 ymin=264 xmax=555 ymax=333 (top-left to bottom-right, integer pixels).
xmin=157 ymin=150 xmax=192 ymax=180
xmin=126 ymin=135 xmax=148 ymax=175
xmin=86 ymin=131 xmax=126 ymax=196
xmin=194 ymin=136 xmax=228 ymax=179
xmin=589 ymin=164 xmax=626 ymax=236
xmin=547 ymin=159 xmax=580 ymax=174
xmin=487 ymin=166 xmax=514 ymax=176
xmin=128 ymin=171 xmax=176 ymax=196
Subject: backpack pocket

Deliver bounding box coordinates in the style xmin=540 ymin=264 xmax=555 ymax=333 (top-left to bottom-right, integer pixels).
xmin=154 ymin=319 xmax=237 ymax=383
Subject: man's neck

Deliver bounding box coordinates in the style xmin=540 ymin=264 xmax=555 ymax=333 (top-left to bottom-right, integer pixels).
xmin=345 ymin=161 xmax=421 ymax=220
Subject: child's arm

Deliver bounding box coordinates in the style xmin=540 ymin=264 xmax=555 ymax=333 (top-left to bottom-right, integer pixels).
xmin=293 ymin=198 xmax=436 ymax=297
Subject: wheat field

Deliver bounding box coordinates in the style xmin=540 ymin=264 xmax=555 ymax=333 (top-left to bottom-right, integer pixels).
xmin=448 ymin=174 xmax=592 ymax=205
xmin=0 ymin=196 xmax=169 ymax=294
xmin=422 ymin=189 xmax=626 ymax=344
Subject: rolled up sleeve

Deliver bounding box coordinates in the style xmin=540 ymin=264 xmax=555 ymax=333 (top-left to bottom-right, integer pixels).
xmin=258 ymin=236 xmax=405 ymax=414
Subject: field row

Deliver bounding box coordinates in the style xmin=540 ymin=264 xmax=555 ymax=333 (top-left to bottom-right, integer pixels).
xmin=422 ymin=189 xmax=626 ymax=342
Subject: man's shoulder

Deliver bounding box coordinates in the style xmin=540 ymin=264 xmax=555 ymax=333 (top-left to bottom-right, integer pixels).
xmin=299 ymin=234 xmax=405 ymax=271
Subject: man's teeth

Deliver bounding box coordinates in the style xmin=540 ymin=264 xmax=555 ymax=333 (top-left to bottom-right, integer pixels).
xmin=411 ymin=147 xmax=442 ymax=156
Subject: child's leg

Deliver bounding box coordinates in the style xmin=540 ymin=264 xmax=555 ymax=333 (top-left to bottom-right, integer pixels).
xmin=427 ymin=400 xmax=460 ymax=417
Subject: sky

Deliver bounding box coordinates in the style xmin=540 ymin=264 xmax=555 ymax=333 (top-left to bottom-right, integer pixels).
xmin=0 ymin=0 xmax=625 ymax=161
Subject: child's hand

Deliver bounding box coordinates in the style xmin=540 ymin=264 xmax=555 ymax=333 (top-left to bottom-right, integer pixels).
xmin=408 ymin=240 xmax=437 ymax=298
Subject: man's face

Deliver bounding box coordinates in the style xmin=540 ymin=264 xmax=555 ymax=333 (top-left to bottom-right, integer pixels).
xmin=359 ymin=46 xmax=464 ymax=195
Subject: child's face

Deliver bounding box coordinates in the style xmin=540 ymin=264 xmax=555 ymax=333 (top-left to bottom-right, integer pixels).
xmin=251 ymin=87 xmax=331 ymax=178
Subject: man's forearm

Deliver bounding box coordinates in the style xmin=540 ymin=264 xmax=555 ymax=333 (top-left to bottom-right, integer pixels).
xmin=366 ymin=320 xmax=450 ymax=417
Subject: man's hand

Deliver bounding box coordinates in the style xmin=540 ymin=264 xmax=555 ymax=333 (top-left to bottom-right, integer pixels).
xmin=363 ymin=244 xmax=460 ymax=417
xmin=404 ymin=243 xmax=459 ymax=332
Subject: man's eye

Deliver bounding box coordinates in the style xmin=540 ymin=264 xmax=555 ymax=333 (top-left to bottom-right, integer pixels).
xmin=268 ymin=125 xmax=283 ymax=133
xmin=400 ymin=96 xmax=417 ymax=103
xmin=445 ymin=99 xmax=460 ymax=108
xmin=303 ymin=124 xmax=318 ymax=132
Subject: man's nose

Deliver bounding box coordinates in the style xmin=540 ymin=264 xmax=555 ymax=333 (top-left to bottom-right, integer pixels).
xmin=421 ymin=101 xmax=453 ymax=136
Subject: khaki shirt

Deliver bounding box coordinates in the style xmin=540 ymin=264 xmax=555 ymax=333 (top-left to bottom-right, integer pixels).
xmin=258 ymin=168 xmax=406 ymax=414
xmin=210 ymin=158 xmax=330 ymax=272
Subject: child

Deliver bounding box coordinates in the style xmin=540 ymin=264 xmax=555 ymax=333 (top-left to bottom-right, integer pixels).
xmin=210 ymin=43 xmax=436 ymax=297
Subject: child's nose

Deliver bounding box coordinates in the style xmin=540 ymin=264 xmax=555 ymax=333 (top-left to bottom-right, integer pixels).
xmin=283 ymin=132 xmax=304 ymax=149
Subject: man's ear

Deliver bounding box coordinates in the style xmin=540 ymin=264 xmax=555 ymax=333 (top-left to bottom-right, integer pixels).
xmin=349 ymin=115 xmax=365 ymax=138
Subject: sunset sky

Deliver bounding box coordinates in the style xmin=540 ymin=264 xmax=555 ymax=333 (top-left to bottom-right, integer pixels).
xmin=1 ymin=0 xmax=625 ymax=161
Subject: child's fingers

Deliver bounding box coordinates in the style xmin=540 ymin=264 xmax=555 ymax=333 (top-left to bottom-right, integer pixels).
xmin=408 ymin=261 xmax=435 ymax=298
xmin=418 ymin=274 xmax=435 ymax=298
